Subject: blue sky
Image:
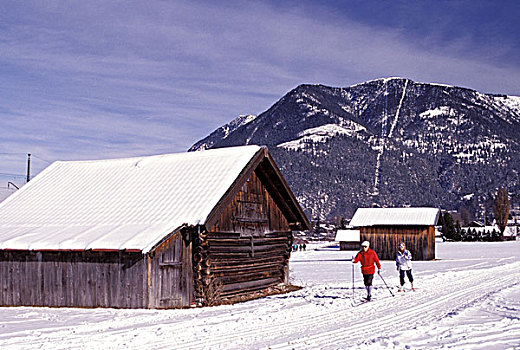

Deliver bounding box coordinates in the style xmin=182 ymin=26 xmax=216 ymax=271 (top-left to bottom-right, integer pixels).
xmin=1 ymin=0 xmax=519 ymax=183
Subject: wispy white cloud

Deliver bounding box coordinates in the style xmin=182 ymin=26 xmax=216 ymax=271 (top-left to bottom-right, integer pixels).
xmin=0 ymin=0 xmax=519 ymax=179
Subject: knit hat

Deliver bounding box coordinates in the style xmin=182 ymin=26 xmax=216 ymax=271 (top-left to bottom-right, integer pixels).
xmin=361 ymin=241 xmax=370 ymax=247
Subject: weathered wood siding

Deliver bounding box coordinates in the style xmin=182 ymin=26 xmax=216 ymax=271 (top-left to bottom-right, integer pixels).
xmin=340 ymin=241 xmax=361 ymax=251
xmin=360 ymin=225 xmax=435 ymax=260
xmin=211 ymin=171 xmax=290 ymax=235
xmin=0 ymin=250 xmax=148 ymax=308
xmin=194 ymin=171 xmax=293 ymax=300
xmin=148 ymin=231 xmax=192 ymax=308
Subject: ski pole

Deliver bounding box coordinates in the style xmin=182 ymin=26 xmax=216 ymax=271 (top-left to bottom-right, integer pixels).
xmin=378 ymin=270 xmax=394 ymax=297
xmin=351 ymin=256 xmax=355 ymax=302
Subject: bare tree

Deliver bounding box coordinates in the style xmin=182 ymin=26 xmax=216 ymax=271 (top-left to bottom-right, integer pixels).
xmin=459 ymin=206 xmax=471 ymax=227
xmin=493 ymin=187 xmax=510 ymax=235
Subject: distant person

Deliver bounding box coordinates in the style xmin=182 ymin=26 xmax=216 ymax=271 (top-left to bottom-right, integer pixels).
xmin=396 ymin=242 xmax=414 ymax=291
xmin=353 ymin=241 xmax=381 ymax=301
xmin=303 ymin=243 xmax=306 ymax=251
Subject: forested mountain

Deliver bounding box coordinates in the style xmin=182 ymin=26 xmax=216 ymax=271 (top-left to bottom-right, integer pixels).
xmin=190 ymin=78 xmax=520 ymax=222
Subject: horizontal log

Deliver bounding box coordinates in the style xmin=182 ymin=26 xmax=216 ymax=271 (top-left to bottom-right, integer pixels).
xmin=207 ymin=237 xmax=290 ymax=246
xmin=220 ymin=277 xmax=281 ymax=295
xmin=217 ymin=266 xmax=281 ymax=279
xmin=207 ymin=233 xmax=241 ymax=239
xmin=212 ymin=263 xmax=283 ymax=276
xmin=222 ymin=273 xmax=283 ymax=288
xmin=208 ymin=243 xmax=289 ymax=254
xmin=207 ymin=231 xmax=291 ymax=239
xmin=216 ymin=272 xmax=282 ymax=286
xmin=210 ymin=256 xmax=286 ymax=268
xmin=208 ymin=248 xmax=289 ymax=259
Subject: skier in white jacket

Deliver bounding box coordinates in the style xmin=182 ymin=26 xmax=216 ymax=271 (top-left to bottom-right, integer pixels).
xmin=396 ymin=242 xmax=414 ymax=291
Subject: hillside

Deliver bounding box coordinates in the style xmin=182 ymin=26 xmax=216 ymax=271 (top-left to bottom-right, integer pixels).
xmin=190 ymin=78 xmax=520 ymax=221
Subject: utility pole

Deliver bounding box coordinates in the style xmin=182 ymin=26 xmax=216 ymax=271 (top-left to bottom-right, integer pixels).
xmin=26 ymin=153 xmax=31 ymax=183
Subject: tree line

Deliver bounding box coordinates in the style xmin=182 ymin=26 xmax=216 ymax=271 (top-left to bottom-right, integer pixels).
xmin=440 ymin=187 xmax=511 ymax=242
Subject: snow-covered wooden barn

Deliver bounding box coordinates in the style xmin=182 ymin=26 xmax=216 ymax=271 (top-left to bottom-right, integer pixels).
xmin=335 ymin=229 xmax=360 ymax=250
xmin=349 ymin=207 xmax=440 ymax=260
xmin=0 ymin=145 xmax=310 ymax=308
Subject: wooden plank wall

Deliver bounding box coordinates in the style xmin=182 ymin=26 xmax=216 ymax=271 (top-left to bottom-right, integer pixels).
xmin=193 ymin=171 xmax=293 ymax=302
xmin=0 ymin=250 xmax=148 ymax=308
xmin=210 ymin=171 xmax=290 ymax=235
xmin=360 ymin=226 xmax=435 ymax=260
xmin=340 ymin=241 xmax=360 ymax=251
xmin=148 ymin=231 xmax=192 ymax=308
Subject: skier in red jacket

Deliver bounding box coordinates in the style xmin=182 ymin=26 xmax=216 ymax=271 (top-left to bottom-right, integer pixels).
xmin=353 ymin=241 xmax=381 ymax=301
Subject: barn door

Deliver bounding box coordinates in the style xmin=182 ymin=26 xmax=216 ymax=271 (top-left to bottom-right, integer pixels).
xmin=153 ymin=233 xmax=188 ymax=308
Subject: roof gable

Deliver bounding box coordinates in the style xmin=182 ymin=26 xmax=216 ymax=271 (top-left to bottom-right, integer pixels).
xmin=349 ymin=207 xmax=440 ymax=227
xmin=205 ymin=147 xmax=311 ymax=232
xmin=0 ymin=146 xmax=264 ymax=253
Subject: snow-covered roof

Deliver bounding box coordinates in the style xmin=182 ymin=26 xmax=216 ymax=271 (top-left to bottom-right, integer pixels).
xmin=335 ymin=229 xmax=360 ymax=242
xmin=349 ymin=207 xmax=440 ymax=227
xmin=0 ymin=145 xmax=262 ymax=253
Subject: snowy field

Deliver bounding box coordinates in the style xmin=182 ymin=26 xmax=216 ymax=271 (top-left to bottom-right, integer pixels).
xmin=1 ymin=241 xmax=519 ymax=350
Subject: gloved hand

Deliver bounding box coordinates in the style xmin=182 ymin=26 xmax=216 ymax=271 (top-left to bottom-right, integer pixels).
xmin=396 ymin=267 xmax=399 ymax=271
xmin=378 ymin=269 xmax=382 ymax=274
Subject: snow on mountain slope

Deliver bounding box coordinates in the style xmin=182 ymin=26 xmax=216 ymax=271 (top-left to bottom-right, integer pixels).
xmin=191 ymin=114 xmax=258 ymax=150
xmin=189 ymin=78 xmax=520 ymax=220
xmin=1 ymin=241 xmax=519 ymax=349
xmin=492 ymin=95 xmax=520 ymax=123
xmin=277 ymin=122 xmax=366 ymax=152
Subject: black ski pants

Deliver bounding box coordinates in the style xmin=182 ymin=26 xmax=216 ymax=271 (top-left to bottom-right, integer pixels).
xmin=399 ymin=269 xmax=413 ymax=285
xmin=362 ymin=273 xmax=374 ymax=286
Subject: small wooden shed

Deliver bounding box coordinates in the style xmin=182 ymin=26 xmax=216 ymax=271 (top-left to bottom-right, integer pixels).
xmin=0 ymin=145 xmax=310 ymax=308
xmin=349 ymin=207 xmax=440 ymax=260
xmin=335 ymin=229 xmax=360 ymax=250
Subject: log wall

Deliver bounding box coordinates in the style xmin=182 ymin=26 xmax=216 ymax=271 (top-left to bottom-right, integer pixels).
xmin=0 ymin=250 xmax=148 ymax=308
xmin=360 ymin=225 xmax=435 ymax=260
xmin=193 ymin=171 xmax=293 ymax=302
xmin=204 ymin=231 xmax=291 ymax=299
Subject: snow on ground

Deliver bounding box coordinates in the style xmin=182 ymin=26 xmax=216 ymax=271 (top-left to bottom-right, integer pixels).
xmin=1 ymin=241 xmax=519 ymax=349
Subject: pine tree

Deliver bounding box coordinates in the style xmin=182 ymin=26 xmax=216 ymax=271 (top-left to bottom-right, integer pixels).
xmin=441 ymin=212 xmax=456 ymax=241
xmin=340 ymin=217 xmax=347 ymax=229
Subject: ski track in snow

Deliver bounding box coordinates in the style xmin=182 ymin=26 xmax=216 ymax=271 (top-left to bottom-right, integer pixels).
xmin=1 ymin=242 xmax=519 ymax=349
xmin=388 ymin=79 xmax=408 ymax=138
xmin=372 ymin=79 xmax=408 ymax=197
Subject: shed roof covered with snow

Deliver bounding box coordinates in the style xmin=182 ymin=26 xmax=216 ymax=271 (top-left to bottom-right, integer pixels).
xmin=0 ymin=145 xmax=308 ymax=253
xmin=349 ymin=207 xmax=440 ymax=227
xmin=335 ymin=229 xmax=360 ymax=242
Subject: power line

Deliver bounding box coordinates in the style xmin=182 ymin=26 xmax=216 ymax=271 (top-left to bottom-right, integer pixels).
xmin=30 ymin=154 xmax=52 ymax=164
